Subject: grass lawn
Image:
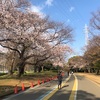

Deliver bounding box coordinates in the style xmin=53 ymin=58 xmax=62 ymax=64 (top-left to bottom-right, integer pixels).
xmin=0 ymin=71 xmax=58 ymax=97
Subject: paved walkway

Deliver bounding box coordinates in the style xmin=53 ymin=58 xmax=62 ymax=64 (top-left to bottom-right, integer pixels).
xmin=77 ymin=73 xmax=100 ymax=86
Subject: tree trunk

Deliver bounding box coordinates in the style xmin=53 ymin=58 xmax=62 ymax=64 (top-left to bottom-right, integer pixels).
xmin=37 ymin=66 xmax=41 ymax=72
xmin=96 ymin=69 xmax=100 ymax=75
xmin=9 ymin=65 xmax=13 ymax=75
xmin=42 ymin=66 xmax=44 ymax=72
xmin=9 ymin=59 xmax=15 ymax=75
xmin=18 ymin=66 xmax=25 ymax=77
xmin=17 ymin=62 xmax=25 ymax=77
xmin=34 ymin=66 xmax=37 ymax=72
xmin=9 ymin=69 xmax=13 ymax=75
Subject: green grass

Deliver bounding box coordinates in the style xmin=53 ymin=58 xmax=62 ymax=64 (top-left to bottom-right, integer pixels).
xmin=23 ymin=70 xmax=57 ymax=79
xmin=0 ymin=70 xmax=57 ymax=78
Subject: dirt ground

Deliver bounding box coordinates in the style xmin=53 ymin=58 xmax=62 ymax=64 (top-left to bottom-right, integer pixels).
xmin=77 ymin=73 xmax=100 ymax=86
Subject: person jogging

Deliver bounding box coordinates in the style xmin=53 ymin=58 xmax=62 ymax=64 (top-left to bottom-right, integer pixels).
xmin=57 ymin=71 xmax=63 ymax=89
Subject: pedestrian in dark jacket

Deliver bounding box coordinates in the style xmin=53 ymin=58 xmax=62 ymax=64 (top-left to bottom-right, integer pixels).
xmin=57 ymin=72 xmax=63 ymax=89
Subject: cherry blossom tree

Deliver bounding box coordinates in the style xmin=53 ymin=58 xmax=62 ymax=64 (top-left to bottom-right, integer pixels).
xmin=90 ymin=10 xmax=100 ymax=36
xmin=0 ymin=0 xmax=73 ymax=77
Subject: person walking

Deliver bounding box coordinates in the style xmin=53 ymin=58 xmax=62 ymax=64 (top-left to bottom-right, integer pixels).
xmin=57 ymin=71 xmax=63 ymax=89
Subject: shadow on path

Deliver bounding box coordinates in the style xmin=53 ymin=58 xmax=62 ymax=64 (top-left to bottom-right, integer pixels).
xmin=49 ymin=90 xmax=100 ymax=100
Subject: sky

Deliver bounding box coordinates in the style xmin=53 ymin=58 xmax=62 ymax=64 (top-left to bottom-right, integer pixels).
xmin=26 ymin=0 xmax=100 ymax=56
